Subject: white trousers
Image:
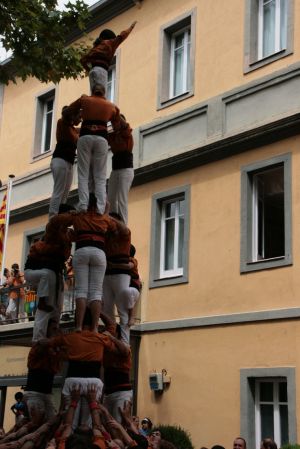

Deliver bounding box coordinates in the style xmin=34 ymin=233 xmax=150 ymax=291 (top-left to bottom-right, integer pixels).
xmin=77 ymin=135 xmax=108 ymax=214
xmin=89 ymin=67 xmax=108 ymax=93
xmin=103 ymin=389 xmax=133 ymax=423
xmin=108 ymin=168 xmax=134 ymax=224
xmin=49 ymin=157 xmax=74 ymax=218
xmin=6 ymin=297 xmax=26 ymax=321
xmin=73 ymin=247 xmax=106 ymax=301
xmin=103 ymin=274 xmax=131 ymax=344
xmin=62 ymin=377 xmax=103 ymax=429
xmin=24 ymin=269 xmax=63 ymax=341
xmin=24 ymin=391 xmax=56 ymax=421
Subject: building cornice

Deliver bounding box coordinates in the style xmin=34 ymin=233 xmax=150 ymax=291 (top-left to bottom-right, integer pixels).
xmin=8 ymin=111 xmax=300 ymax=224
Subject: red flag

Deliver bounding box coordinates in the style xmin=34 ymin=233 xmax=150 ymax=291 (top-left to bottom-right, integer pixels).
xmin=0 ymin=192 xmax=7 ymax=271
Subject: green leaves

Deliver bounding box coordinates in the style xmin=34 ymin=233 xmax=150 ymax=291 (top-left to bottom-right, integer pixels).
xmin=0 ymin=0 xmax=91 ymax=84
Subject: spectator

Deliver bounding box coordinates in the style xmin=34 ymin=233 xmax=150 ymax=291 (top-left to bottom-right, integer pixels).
xmin=261 ymin=439 xmax=277 ymax=449
xmin=140 ymin=418 xmax=152 ymax=438
xmin=6 ymin=263 xmax=26 ymax=322
xmin=10 ymin=392 xmax=27 ymax=424
xmin=0 ymin=268 xmax=10 ymax=306
xmin=0 ymin=303 xmax=6 ymax=323
xmin=233 ymin=438 xmax=246 ymax=449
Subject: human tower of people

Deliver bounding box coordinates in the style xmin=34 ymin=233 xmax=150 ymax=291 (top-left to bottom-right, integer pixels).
xmin=0 ymin=22 xmax=150 ymax=449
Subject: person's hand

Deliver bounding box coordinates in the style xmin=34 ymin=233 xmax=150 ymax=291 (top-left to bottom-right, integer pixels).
xmin=70 ymin=384 xmax=81 ymax=403
xmin=87 ymin=384 xmax=97 ymax=403
xmin=118 ymin=400 xmax=132 ymax=426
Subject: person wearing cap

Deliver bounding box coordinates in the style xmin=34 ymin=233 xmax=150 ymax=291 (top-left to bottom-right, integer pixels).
xmin=80 ymin=21 xmax=137 ymax=92
xmin=140 ymin=418 xmax=153 ymax=437
xmin=64 ymin=84 xmax=121 ymax=215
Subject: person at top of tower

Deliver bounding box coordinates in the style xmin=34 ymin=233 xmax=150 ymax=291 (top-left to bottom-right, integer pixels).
xmin=80 ymin=21 xmax=137 ymax=92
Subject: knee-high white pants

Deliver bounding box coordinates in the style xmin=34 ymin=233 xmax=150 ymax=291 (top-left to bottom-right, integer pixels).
xmin=73 ymin=247 xmax=106 ymax=301
xmin=103 ymin=274 xmax=133 ymax=343
xmin=89 ymin=67 xmax=108 ymax=93
xmin=108 ymin=168 xmax=134 ymax=224
xmin=49 ymin=157 xmax=73 ymax=218
xmin=77 ymin=135 xmax=108 ymax=215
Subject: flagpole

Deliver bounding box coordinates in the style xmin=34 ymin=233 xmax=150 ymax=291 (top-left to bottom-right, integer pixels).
xmin=0 ymin=174 xmax=15 ymax=284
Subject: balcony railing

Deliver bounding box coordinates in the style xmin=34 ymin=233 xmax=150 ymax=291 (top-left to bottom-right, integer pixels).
xmin=0 ymin=277 xmax=76 ymax=326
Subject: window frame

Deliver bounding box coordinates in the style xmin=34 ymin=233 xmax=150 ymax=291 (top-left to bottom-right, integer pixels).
xmin=244 ymin=0 xmax=294 ymax=73
xmin=254 ymin=378 xmax=288 ymax=448
xmin=240 ymin=368 xmax=297 ymax=449
xmin=149 ymin=185 xmax=190 ymax=288
xmin=157 ymin=9 xmax=196 ymax=110
xmin=21 ymin=226 xmax=45 ymax=269
xmin=32 ymin=88 xmax=56 ymax=161
xmin=41 ymin=94 xmax=54 ymax=154
xmin=240 ymin=153 xmax=292 ymax=273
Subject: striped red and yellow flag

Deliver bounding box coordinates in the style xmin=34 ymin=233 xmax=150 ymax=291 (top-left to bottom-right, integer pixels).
xmin=0 ymin=193 xmax=7 ymax=270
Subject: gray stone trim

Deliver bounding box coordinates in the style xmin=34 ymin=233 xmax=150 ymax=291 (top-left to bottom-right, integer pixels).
xmin=240 ymin=153 xmax=292 ymax=272
xmin=157 ymin=8 xmax=196 ymax=110
xmin=0 ymin=375 xmax=64 ymax=387
xmin=240 ymin=367 xmax=297 ymax=448
xmin=149 ymin=185 xmax=190 ymax=288
xmin=244 ymin=0 xmax=294 ymax=73
xmin=131 ymin=307 xmax=300 ymax=333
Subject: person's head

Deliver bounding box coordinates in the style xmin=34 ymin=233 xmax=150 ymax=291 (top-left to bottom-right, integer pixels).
xmin=212 ymin=446 xmax=225 ymax=449
xmin=160 ymin=441 xmax=177 ymax=449
xmin=142 ymin=418 xmax=152 ymax=431
xmin=99 ymin=29 xmax=116 ymax=40
xmin=11 ymin=263 xmax=19 ymax=275
xmin=65 ymin=433 xmax=93 ymax=449
xmin=91 ymin=83 xmax=105 ymax=97
xmin=15 ymin=392 xmax=23 ymax=402
xmin=0 ymin=303 xmax=6 ymax=315
xmin=4 ymin=268 xmax=9 ymax=277
xmin=261 ymin=439 xmax=277 ymax=449
xmin=149 ymin=431 xmax=161 ymax=449
xmin=233 ymin=438 xmax=246 ymax=449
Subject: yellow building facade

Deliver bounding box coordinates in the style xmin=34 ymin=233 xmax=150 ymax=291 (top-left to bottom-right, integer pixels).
xmin=1 ymin=1 xmax=300 ymax=448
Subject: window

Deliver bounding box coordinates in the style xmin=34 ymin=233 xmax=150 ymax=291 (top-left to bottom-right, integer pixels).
xmin=258 ymin=0 xmax=287 ymax=59
xmin=149 ymin=185 xmax=190 ymax=288
xmin=169 ymin=27 xmax=191 ymax=98
xmin=255 ymin=379 xmax=288 ymax=447
xmin=33 ymin=89 xmax=55 ymax=158
xmin=107 ymin=64 xmax=116 ymax=102
xmin=244 ymin=0 xmax=293 ymax=72
xmin=240 ymin=154 xmax=292 ymax=272
xmin=240 ymin=368 xmax=296 ymax=449
xmin=158 ymin=9 xmax=196 ymax=109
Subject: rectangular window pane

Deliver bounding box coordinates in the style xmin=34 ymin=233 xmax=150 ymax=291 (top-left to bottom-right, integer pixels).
xmin=44 ymin=110 xmax=53 ymax=152
xmin=253 ymin=165 xmax=284 ymax=260
xmin=260 ymin=382 xmax=274 ymax=402
xmin=260 ymin=404 xmax=274 ymax=439
xmin=263 ymin=0 xmax=276 ymax=57
xmin=280 ymin=404 xmax=289 ymax=445
xmin=178 ymin=216 xmax=184 ymax=268
xmin=174 ymin=47 xmax=184 ymax=96
xmin=164 ymin=218 xmax=175 ymax=270
xmin=166 ymin=202 xmax=176 ymax=218
xmin=279 ymin=382 xmax=287 ymax=402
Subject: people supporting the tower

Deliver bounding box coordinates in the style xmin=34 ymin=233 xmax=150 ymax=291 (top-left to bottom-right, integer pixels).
xmin=80 ymin=22 xmax=137 ymax=92
xmin=107 ymin=114 xmax=134 ymax=224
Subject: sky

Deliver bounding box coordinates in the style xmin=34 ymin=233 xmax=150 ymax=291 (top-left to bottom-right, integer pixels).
xmin=0 ymin=0 xmax=97 ymax=62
